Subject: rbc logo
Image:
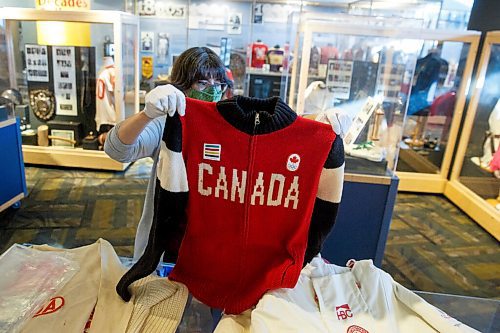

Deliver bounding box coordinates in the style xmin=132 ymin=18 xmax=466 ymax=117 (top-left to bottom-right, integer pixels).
xmin=336 ymin=303 xmax=353 ymax=320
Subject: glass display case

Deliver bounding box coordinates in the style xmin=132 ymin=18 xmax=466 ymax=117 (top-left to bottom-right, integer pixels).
xmin=396 ymin=33 xmax=480 ymax=193
xmin=286 ymin=14 xmax=427 ymax=266
xmin=287 ymin=13 xmax=480 ymax=187
xmin=0 ymin=8 xmax=139 ymax=171
xmin=445 ymin=31 xmax=500 ymax=240
xmin=288 ymin=13 xmax=426 ymax=178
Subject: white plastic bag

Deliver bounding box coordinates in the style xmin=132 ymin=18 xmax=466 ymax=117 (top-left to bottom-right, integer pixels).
xmin=0 ymin=244 xmax=79 ymax=333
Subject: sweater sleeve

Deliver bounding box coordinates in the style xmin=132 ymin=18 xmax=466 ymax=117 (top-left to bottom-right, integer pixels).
xmin=104 ymin=116 xmax=165 ymax=163
xmin=116 ymin=113 xmax=188 ymax=302
xmin=304 ymin=134 xmax=345 ymax=265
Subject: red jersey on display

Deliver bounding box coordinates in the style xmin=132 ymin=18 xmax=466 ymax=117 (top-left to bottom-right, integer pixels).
xmin=251 ymin=41 xmax=268 ymax=68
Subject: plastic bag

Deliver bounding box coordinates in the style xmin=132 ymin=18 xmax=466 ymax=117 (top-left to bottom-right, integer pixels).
xmin=0 ymin=244 xmax=79 ymax=333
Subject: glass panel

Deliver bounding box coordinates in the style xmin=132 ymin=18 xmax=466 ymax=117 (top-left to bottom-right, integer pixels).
xmin=122 ymin=22 xmax=137 ymax=118
xmin=290 ymin=22 xmax=422 ymax=177
xmin=0 ymin=20 xmax=9 ymax=92
xmin=415 ymin=291 xmax=499 ymax=333
xmin=187 ymin=0 xmax=253 ymax=97
xmin=7 ymin=18 xmax=124 ymax=146
xmin=459 ymin=43 xmax=500 ymax=204
xmin=397 ymin=41 xmax=471 ymax=174
xmin=138 ymin=0 xmax=188 ymax=92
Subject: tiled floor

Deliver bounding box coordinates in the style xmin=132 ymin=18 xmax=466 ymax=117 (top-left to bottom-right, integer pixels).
xmin=1 ymin=159 xmax=499 ymax=299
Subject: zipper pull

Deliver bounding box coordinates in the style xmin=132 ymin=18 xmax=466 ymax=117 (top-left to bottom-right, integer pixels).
xmin=255 ymin=112 xmax=260 ymax=127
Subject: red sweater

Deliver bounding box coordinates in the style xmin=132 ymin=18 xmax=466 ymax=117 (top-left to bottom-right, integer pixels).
xmin=117 ymin=96 xmax=345 ymax=314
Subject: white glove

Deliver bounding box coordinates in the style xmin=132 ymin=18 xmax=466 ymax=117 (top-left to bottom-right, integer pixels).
xmin=315 ymin=108 xmax=352 ymax=139
xmin=144 ymin=84 xmax=186 ymax=119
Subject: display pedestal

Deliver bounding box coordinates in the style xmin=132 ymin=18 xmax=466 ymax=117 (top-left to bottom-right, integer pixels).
xmin=0 ymin=118 xmax=27 ymax=212
xmin=322 ymin=174 xmax=399 ymax=267
xmin=22 ymin=145 xmax=130 ymax=171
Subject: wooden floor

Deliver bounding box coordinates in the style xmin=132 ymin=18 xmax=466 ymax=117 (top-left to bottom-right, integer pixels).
xmin=1 ymin=159 xmax=499 ymax=299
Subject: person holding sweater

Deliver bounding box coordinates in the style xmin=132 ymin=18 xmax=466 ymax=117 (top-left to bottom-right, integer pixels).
xmin=104 ymin=47 xmax=231 ymax=260
xmin=105 ymin=46 xmax=346 ymax=268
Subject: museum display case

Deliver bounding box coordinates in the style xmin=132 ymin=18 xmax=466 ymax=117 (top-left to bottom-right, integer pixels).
xmin=445 ymin=31 xmax=500 ymax=240
xmin=287 ymin=12 xmax=480 ymax=194
xmin=0 ymin=8 xmax=139 ymax=170
xmin=286 ymin=13 xmax=427 ymax=266
xmin=396 ymin=33 xmax=480 ymax=193
xmin=288 ymin=13 xmax=425 ymax=177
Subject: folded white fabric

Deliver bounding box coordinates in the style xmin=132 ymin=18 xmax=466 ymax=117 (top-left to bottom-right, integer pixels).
xmin=215 ymin=256 xmax=479 ymax=333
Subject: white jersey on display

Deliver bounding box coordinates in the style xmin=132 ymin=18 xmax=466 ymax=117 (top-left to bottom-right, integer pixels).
xmin=95 ymin=65 xmax=116 ymax=129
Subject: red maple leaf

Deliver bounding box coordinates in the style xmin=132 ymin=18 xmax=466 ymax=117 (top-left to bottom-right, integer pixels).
xmin=290 ymin=156 xmax=299 ymax=163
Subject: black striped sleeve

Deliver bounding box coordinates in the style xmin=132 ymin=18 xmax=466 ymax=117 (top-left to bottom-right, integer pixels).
xmin=304 ymin=134 xmax=345 ymax=265
xmin=117 ymin=113 xmax=189 ymax=301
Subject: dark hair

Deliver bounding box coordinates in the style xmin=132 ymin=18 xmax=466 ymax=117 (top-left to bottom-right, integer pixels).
xmin=170 ymin=47 xmax=229 ymax=91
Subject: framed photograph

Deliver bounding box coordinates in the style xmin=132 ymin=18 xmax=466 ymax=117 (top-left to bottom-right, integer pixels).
xmin=326 ymin=59 xmax=354 ymax=100
xmin=50 ymin=129 xmax=75 ymax=148
xmin=227 ymin=13 xmax=242 ymax=35
xmin=140 ymin=31 xmax=154 ymax=53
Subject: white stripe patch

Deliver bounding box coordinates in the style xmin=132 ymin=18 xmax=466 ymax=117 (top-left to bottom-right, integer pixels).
xmin=316 ymin=163 xmax=344 ymax=203
xmin=157 ymin=141 xmax=188 ymax=192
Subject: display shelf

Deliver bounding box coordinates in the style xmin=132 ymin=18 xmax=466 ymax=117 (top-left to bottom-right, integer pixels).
xmin=445 ymin=31 xmax=500 ymax=241
xmin=22 ymin=145 xmax=130 ymax=171
xmin=246 ymin=67 xmax=286 ymax=77
xmin=0 ymin=8 xmax=139 ymax=171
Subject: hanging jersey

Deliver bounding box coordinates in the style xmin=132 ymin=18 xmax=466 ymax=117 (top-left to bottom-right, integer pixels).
xmin=251 ymin=42 xmax=268 ymax=68
xmin=95 ymin=65 xmax=116 ymax=129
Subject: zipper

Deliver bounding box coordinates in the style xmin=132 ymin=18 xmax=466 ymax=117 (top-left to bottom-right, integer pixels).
xmin=233 ymin=112 xmax=259 ymax=306
xmin=254 ymin=112 xmax=260 ymax=128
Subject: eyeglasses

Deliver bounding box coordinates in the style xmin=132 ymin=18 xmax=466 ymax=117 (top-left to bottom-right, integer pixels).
xmin=193 ymin=80 xmax=228 ymax=93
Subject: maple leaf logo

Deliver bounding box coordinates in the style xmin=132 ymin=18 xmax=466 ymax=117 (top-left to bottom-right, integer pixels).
xmin=287 ymin=154 xmax=300 ymax=172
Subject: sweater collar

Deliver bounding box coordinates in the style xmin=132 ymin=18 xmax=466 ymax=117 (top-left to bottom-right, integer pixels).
xmin=216 ymin=96 xmax=297 ymax=135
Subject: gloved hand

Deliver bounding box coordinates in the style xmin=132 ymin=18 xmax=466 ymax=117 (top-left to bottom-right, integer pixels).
xmin=144 ymin=84 xmax=186 ymax=119
xmin=315 ymin=108 xmax=352 ymax=139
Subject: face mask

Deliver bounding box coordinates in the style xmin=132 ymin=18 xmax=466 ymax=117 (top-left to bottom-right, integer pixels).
xmin=187 ymin=85 xmax=223 ymax=102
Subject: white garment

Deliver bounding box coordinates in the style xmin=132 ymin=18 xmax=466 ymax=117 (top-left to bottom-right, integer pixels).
xmin=471 ymin=99 xmax=500 ymax=169
xmin=21 ymin=239 xmax=188 ymax=333
xmin=21 ymin=239 xmax=133 ymax=333
xmin=95 ymin=65 xmax=116 ymax=129
xmin=215 ymin=257 xmax=478 ymax=333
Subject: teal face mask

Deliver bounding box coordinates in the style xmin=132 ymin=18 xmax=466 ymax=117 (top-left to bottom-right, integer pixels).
xmin=187 ymin=85 xmax=223 ymax=102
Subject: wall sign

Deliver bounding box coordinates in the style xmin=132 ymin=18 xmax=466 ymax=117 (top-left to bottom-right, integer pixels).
xmin=137 ymin=0 xmax=186 ymax=19
xmin=35 ymin=0 xmax=90 ymax=10
xmin=188 ymin=3 xmax=226 ymax=30
xmin=52 ymin=46 xmax=78 ymax=116
xmin=142 ymin=56 xmax=154 ymax=79
xmin=25 ymin=44 xmax=49 ymax=82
